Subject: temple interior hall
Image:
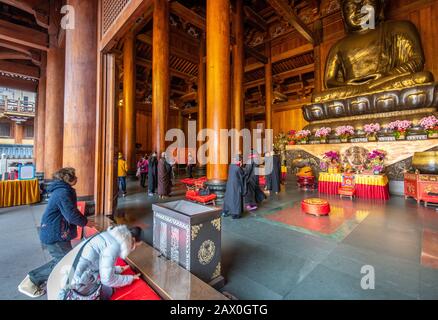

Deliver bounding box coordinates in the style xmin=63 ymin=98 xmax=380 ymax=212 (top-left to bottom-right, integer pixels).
xmin=1 ymin=0 xmax=438 ymax=300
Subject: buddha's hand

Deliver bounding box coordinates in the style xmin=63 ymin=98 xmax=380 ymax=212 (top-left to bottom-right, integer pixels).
xmin=347 ymin=73 xmax=383 ymax=85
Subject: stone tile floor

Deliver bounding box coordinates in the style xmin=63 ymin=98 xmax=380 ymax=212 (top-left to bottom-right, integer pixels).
xmin=1 ymin=176 xmax=438 ymax=300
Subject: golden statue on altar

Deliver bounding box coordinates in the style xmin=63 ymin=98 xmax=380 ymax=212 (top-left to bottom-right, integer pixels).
xmin=303 ymin=0 xmax=438 ymax=125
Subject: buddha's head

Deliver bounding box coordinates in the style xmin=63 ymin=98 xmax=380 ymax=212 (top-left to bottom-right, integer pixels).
xmin=341 ymin=0 xmax=386 ymax=32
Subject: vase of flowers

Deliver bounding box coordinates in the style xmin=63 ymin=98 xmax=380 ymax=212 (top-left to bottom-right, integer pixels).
xmin=386 ymin=120 xmax=412 ymax=140
xmin=288 ymin=130 xmax=297 ymax=145
xmin=363 ymin=123 xmax=381 ymax=142
xmin=367 ymin=149 xmax=386 ymax=175
xmin=419 ymin=115 xmax=438 ymax=138
xmin=321 ymin=151 xmax=341 ymax=173
xmin=335 ymin=125 xmax=355 ymax=143
xmin=296 ymin=130 xmax=311 ymax=144
xmin=315 ymin=127 xmax=331 ymax=144
xmin=274 ymin=132 xmax=292 ymax=154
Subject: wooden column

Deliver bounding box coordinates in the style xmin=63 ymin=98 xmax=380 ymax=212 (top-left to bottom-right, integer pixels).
xmin=14 ymin=123 xmax=23 ymax=144
xmin=63 ymin=0 xmax=97 ymax=198
xmin=265 ymin=43 xmax=272 ymax=130
xmin=206 ymin=0 xmax=230 ymax=199
xmin=152 ymin=0 xmax=169 ymax=155
xmin=44 ymin=46 xmax=65 ymax=178
xmin=197 ymin=33 xmax=206 ymax=168
xmin=232 ymin=0 xmax=244 ymax=150
xmin=35 ymin=52 xmax=46 ymax=173
xmin=122 ymin=31 xmax=136 ymax=172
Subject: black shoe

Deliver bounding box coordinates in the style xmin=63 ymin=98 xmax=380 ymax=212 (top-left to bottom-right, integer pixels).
xmin=232 ymin=215 xmax=241 ymax=220
xmin=222 ymin=212 xmax=230 ymax=217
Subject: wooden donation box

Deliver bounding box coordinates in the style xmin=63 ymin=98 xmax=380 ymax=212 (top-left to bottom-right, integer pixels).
xmin=404 ymin=173 xmax=438 ymax=206
xmin=152 ymin=200 xmax=222 ymax=285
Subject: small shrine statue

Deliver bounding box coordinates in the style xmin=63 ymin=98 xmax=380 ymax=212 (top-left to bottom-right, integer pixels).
xmin=313 ymin=0 xmax=433 ymax=103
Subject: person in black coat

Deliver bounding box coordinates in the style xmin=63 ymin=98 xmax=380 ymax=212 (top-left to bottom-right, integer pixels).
xmin=148 ymin=152 xmax=158 ymax=196
xmin=18 ymin=167 xmax=88 ymax=298
xmin=265 ymin=151 xmax=282 ymax=195
xmin=243 ymin=152 xmax=266 ymax=210
xmin=222 ymin=155 xmax=246 ymax=219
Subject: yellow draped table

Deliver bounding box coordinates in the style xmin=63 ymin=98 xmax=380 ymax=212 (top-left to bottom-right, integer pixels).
xmin=0 ymin=179 xmax=41 ymax=208
xmin=318 ymin=173 xmax=390 ymax=200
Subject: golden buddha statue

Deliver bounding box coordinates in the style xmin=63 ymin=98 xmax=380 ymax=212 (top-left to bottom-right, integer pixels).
xmin=313 ymin=0 xmax=434 ymax=104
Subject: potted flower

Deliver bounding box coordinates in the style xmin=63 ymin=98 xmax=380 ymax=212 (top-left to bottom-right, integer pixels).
xmin=322 ymin=151 xmax=341 ymax=173
xmin=315 ymin=127 xmax=332 ymax=144
xmin=367 ymin=149 xmax=386 ymax=175
xmin=335 ymin=125 xmax=355 ymax=143
xmin=295 ymin=130 xmax=311 ymax=144
xmin=419 ymin=115 xmax=438 ymax=138
xmin=288 ymin=130 xmax=297 ymax=145
xmin=363 ymin=123 xmax=381 ymax=142
xmin=386 ymin=120 xmax=412 ymax=140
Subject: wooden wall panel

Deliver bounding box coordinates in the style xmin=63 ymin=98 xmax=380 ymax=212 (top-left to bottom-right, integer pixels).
xmin=273 ymin=109 xmax=308 ymax=136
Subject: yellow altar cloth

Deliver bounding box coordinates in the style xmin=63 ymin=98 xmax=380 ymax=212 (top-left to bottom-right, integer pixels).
xmin=0 ymin=179 xmax=41 ymax=208
xmin=318 ymin=173 xmax=389 ymax=186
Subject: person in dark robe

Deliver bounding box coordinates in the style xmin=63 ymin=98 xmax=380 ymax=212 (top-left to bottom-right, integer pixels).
xmin=243 ymin=151 xmax=266 ymax=210
xmin=147 ymin=152 xmax=158 ymax=196
xmin=265 ymin=151 xmax=281 ymax=195
xmin=158 ymin=152 xmax=172 ymax=199
xmin=222 ymin=155 xmax=246 ymax=219
xmin=264 ymin=152 xmax=272 ymax=192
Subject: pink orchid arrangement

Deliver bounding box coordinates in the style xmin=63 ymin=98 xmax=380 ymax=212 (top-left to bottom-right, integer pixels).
xmin=363 ymin=123 xmax=381 ymax=135
xmin=367 ymin=149 xmax=386 ymax=174
xmin=320 ymin=151 xmax=340 ymax=172
xmin=386 ymin=120 xmax=412 ymax=132
xmin=295 ymin=130 xmax=311 ymax=141
xmin=419 ymin=116 xmax=438 ymax=132
xmin=315 ymin=127 xmax=332 ymax=138
xmin=335 ymin=125 xmax=355 ymax=139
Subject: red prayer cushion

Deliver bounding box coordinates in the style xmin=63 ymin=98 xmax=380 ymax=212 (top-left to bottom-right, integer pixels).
xmin=110 ymin=258 xmax=161 ymax=300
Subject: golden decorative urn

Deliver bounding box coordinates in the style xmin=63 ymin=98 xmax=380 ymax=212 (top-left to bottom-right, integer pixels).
xmin=412 ymin=152 xmax=438 ymax=174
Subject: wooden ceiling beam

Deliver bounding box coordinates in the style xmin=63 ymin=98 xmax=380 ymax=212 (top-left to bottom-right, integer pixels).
xmin=245 ymin=46 xmax=267 ymax=64
xmin=272 ymin=63 xmax=314 ymax=81
xmin=0 ymin=74 xmax=38 ymax=91
xmin=243 ymin=6 xmax=267 ymax=32
xmin=136 ymin=57 xmax=194 ymax=81
xmin=0 ymin=60 xmax=39 ymax=79
xmin=137 ymin=33 xmax=198 ymax=64
xmin=0 ymin=0 xmax=49 ymax=29
xmin=0 ymin=19 xmax=48 ymax=51
xmin=271 ymin=43 xmax=313 ymax=63
xmin=267 ymin=0 xmax=315 ymax=44
xmin=170 ymin=2 xmax=206 ymax=30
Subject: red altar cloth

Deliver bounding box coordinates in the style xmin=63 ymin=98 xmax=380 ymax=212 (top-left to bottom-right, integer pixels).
xmin=318 ymin=173 xmax=390 ymax=201
xmin=110 ymin=258 xmax=161 ymax=300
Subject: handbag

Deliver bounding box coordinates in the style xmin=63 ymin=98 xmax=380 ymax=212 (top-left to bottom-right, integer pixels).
xmin=59 ymin=235 xmax=102 ymax=300
xmin=136 ymin=167 xmax=141 ymax=177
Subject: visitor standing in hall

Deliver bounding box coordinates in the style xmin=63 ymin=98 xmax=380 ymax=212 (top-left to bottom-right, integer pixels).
xmin=243 ymin=151 xmax=266 ymax=211
xmin=265 ymin=151 xmax=281 ymax=195
xmin=117 ymin=153 xmax=128 ymax=197
xmin=136 ymin=155 xmax=148 ymax=188
xmin=222 ymin=155 xmax=246 ymax=219
xmin=18 ymin=168 xmax=88 ymax=298
xmin=148 ymin=152 xmax=158 ymax=196
xmin=187 ymin=152 xmax=195 ymax=178
xmin=158 ymin=152 xmax=172 ymax=199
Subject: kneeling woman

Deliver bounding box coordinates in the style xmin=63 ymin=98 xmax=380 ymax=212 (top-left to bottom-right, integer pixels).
xmin=61 ymin=225 xmax=142 ymax=300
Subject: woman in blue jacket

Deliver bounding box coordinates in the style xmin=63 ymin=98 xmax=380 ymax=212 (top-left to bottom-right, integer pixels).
xmin=18 ymin=167 xmax=88 ymax=298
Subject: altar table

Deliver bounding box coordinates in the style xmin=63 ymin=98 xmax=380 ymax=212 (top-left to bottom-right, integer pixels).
xmin=318 ymin=173 xmax=390 ymax=200
xmin=0 ymin=179 xmax=40 ymax=208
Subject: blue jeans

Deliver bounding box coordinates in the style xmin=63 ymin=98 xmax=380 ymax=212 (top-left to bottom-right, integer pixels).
xmin=118 ymin=177 xmax=127 ymax=193
xmin=29 ymin=241 xmax=72 ymax=287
